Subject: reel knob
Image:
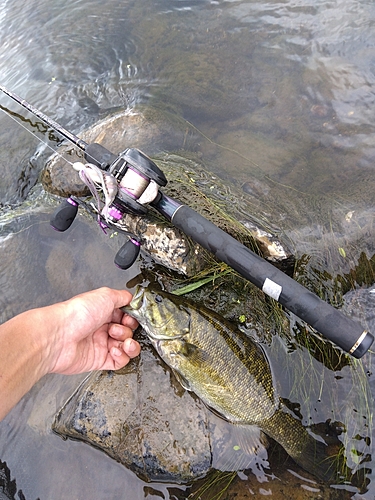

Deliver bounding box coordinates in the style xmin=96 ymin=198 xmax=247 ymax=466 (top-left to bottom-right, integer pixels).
xmin=50 ymin=198 xmax=78 ymax=232
xmin=114 ymin=238 xmax=141 ymax=270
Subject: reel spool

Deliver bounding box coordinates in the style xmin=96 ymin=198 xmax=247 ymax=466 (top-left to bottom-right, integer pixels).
xmin=108 ymin=149 xmax=167 ymax=268
xmin=108 ymin=148 xmax=167 ymax=216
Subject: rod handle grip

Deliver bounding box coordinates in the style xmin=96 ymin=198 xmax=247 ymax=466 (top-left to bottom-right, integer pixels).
xmin=155 ymin=197 xmax=374 ymax=358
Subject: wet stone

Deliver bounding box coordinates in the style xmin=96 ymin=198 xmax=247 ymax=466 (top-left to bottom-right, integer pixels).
xmin=52 ymin=340 xmax=212 ymax=483
xmin=41 ymin=109 xmax=293 ymax=275
xmin=118 ymin=213 xmax=206 ymax=276
xmin=41 ymin=156 xmax=89 ymax=198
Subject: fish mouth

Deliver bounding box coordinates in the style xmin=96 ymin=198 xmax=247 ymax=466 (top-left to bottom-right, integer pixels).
xmin=121 ymin=286 xmax=190 ymax=341
xmin=121 ymin=285 xmax=145 ymax=313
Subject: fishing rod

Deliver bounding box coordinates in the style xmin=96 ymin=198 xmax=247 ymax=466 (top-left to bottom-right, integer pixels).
xmin=0 ymin=84 xmax=373 ymax=358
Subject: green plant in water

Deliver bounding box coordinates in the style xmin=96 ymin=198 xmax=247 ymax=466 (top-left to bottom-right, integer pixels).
xmin=188 ymin=470 xmax=237 ymax=500
xmin=278 ymin=323 xmax=373 ymax=491
xmin=171 ymin=268 xmax=231 ymax=296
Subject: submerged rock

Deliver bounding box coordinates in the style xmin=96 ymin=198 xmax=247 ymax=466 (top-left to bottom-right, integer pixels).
xmin=0 ymin=460 xmax=26 ymax=500
xmin=53 ymin=340 xmax=211 ymax=483
xmin=52 ymin=335 xmax=267 ymax=483
xmin=41 ymin=108 xmax=293 ymax=276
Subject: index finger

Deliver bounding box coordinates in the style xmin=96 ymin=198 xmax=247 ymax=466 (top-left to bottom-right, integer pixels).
xmin=111 ymin=307 xmax=139 ymax=330
xmin=121 ymin=313 xmax=139 ymax=330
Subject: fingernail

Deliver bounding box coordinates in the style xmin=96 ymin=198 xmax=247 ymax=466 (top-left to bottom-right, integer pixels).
xmin=127 ymin=339 xmax=138 ymax=353
xmin=112 ymin=347 xmax=122 ymax=357
xmin=111 ymin=325 xmax=122 ymax=338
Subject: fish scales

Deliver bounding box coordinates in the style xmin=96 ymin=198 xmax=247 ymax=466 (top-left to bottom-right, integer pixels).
xmin=180 ymin=305 xmax=277 ymax=423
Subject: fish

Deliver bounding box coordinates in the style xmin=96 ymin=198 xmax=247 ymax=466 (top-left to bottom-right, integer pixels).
xmin=122 ymin=286 xmax=350 ymax=484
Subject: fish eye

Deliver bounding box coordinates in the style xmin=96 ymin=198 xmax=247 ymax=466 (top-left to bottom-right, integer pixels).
xmin=155 ymin=294 xmax=163 ymax=303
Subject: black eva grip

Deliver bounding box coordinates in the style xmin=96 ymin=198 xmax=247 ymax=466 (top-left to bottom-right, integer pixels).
xmin=171 ymin=204 xmax=374 ymax=358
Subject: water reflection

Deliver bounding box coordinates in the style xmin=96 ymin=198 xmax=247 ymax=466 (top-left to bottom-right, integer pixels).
xmin=222 ymin=0 xmax=375 ymax=162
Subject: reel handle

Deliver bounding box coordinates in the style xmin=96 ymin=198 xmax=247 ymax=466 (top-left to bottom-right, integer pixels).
xmin=50 ymin=198 xmax=78 ymax=232
xmin=114 ymin=238 xmax=141 ymax=270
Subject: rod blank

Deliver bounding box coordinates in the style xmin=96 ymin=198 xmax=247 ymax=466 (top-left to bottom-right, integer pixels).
xmin=0 ymin=84 xmax=87 ymax=151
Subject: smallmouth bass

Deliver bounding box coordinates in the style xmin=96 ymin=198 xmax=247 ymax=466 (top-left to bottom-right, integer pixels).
xmin=123 ymin=286 xmax=350 ymax=483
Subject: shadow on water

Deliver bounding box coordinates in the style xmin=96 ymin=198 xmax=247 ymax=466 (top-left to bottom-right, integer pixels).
xmin=1 ymin=0 xmax=375 ymax=498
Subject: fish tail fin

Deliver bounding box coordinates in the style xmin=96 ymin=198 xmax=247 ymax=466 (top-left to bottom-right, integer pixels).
xmin=293 ymin=432 xmax=346 ymax=484
xmin=262 ymin=410 xmax=356 ymax=485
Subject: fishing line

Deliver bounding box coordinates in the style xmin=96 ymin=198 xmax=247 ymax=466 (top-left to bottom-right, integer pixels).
xmin=0 ymin=220 xmax=50 ymax=238
xmin=0 ymin=103 xmax=76 ymax=167
xmin=0 ymin=100 xmax=141 ymax=243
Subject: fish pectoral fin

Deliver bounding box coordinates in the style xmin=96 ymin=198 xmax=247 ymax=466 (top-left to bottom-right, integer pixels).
xmin=179 ymin=342 xmax=210 ymax=366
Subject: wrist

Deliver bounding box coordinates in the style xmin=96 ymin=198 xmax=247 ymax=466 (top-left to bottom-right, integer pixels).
xmin=30 ymin=302 xmax=71 ymax=375
xmin=26 ymin=306 xmax=60 ymax=376
xmin=0 ymin=305 xmax=59 ymax=420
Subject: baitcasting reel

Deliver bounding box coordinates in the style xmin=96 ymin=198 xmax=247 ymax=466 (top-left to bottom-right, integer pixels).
xmin=51 ymin=146 xmax=168 ymax=270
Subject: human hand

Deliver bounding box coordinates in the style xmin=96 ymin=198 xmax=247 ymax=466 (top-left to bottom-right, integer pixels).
xmin=0 ymin=287 xmax=141 ymax=420
xmin=45 ymin=287 xmax=140 ymax=375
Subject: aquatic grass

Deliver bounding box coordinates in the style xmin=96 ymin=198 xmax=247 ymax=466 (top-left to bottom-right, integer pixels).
xmin=187 ymin=470 xmax=237 ymax=500
xmin=167 ymin=259 xmax=290 ymax=346
xmin=171 ymin=269 xmax=231 ymax=295
xmin=277 ymin=321 xmax=374 ymax=489
xmin=155 ymin=155 xmax=268 ymax=256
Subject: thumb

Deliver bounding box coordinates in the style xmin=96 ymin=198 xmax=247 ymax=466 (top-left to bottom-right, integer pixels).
xmin=107 ymin=288 xmax=134 ymax=309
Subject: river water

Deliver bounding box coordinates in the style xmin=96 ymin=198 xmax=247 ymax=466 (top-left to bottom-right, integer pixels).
xmin=1 ymin=0 xmax=375 ymax=498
